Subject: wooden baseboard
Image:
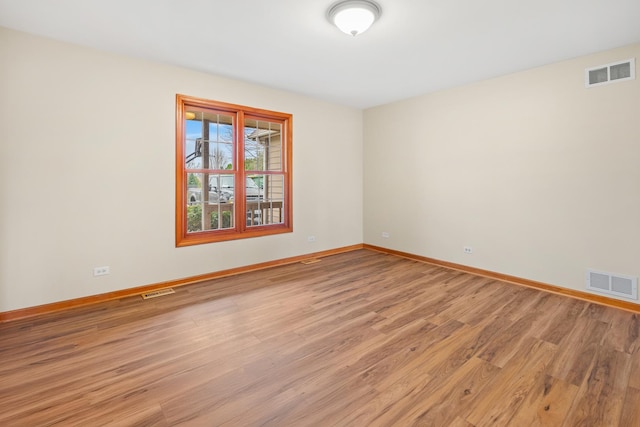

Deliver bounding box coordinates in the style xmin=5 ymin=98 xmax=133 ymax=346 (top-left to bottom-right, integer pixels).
xmin=0 ymin=244 xmax=364 ymax=323
xmin=5 ymin=242 xmax=637 ymax=323
xmin=364 ymin=244 xmax=640 ymax=314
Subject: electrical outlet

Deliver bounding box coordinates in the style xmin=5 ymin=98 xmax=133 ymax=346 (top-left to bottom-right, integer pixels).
xmin=382 ymin=232 xmax=390 ymax=238
xmin=307 ymin=235 xmax=316 ymax=242
xmin=463 ymin=246 xmax=473 ymax=254
xmin=93 ymin=266 xmax=110 ymax=276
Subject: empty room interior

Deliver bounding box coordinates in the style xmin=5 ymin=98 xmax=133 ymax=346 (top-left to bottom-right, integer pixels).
xmin=1 ymin=0 xmax=640 ymax=425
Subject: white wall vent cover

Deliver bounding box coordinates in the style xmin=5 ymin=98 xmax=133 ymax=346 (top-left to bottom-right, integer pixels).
xmin=585 ymin=58 xmax=635 ymax=87
xmin=586 ymin=269 xmax=638 ymax=300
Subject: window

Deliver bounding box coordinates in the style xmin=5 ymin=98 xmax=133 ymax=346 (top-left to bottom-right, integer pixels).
xmin=176 ymin=95 xmax=292 ymax=246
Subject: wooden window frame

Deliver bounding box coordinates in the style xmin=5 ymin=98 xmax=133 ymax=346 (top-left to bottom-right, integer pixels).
xmin=176 ymin=94 xmax=293 ymax=247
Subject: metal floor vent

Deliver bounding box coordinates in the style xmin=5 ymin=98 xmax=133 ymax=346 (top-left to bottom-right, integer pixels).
xmin=587 ymin=269 xmax=638 ymax=301
xmin=141 ymin=288 xmax=175 ymax=300
xmin=300 ymin=258 xmax=322 ymax=265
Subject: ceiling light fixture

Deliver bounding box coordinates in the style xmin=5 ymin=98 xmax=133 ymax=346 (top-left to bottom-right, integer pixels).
xmin=328 ymin=0 xmax=381 ymax=37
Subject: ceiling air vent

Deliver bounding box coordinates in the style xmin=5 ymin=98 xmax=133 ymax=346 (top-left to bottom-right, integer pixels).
xmin=587 ymin=269 xmax=638 ymax=300
xmin=585 ymin=58 xmax=635 ymax=87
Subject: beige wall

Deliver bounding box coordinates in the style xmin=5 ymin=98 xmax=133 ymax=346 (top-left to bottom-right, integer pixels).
xmin=2 ymin=26 xmax=638 ymax=313
xmin=364 ymin=44 xmax=640 ymax=301
xmin=0 ymin=27 xmax=363 ymax=312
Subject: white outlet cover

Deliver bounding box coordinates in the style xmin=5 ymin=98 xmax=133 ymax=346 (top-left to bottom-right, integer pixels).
xmin=93 ymin=266 xmax=110 ymax=276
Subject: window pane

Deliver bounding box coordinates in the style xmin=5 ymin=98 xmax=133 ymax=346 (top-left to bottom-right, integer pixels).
xmin=186 ymin=173 xmax=234 ymax=233
xmin=210 ymin=205 xmax=234 ymax=231
xmin=244 ymin=175 xmax=263 ymax=202
xmin=211 ymin=174 xmax=236 ymax=202
xmin=244 ymin=119 xmax=282 ymax=172
xmin=187 ymin=173 xmax=202 ymax=205
xmin=185 ymin=112 xmax=203 ymax=170
xmin=186 ymin=173 xmax=204 ymax=233
xmin=264 ymin=174 xmax=285 ymax=202
xmin=207 ymin=174 xmax=234 ymax=230
xmin=247 ymin=175 xmax=285 ymax=227
xmin=185 ymin=111 xmax=234 ymax=170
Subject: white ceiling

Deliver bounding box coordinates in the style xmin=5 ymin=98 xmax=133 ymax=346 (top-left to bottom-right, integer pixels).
xmin=1 ymin=0 xmax=639 ymax=109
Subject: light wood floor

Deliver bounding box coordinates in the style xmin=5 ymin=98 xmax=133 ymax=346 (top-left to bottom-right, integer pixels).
xmin=1 ymin=249 xmax=640 ymax=426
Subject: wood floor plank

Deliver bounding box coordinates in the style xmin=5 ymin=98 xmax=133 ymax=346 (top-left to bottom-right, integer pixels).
xmin=628 ymin=346 xmax=640 ymax=390
xmin=538 ymin=298 xmax=588 ymax=345
xmin=396 ymin=356 xmax=501 ymax=426
xmin=562 ymin=345 xmax=632 ymax=426
xmin=509 ymin=374 xmax=580 ymax=426
xmin=547 ymin=316 xmax=608 ymax=386
xmin=338 ymin=368 xmax=435 ymax=426
xmin=477 ymin=309 xmax=543 ymax=368
xmin=619 ymin=386 xmax=640 ymax=427
xmin=355 ymin=324 xmax=503 ymax=425
xmin=601 ymin=311 xmax=640 ymax=354
xmin=1 ymin=249 xmax=639 ymax=426
xmin=464 ymin=337 xmax=558 ymax=426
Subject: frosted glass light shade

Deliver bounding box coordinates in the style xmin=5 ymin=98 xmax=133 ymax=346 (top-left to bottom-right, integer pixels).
xmin=328 ymin=0 xmax=381 ymax=36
